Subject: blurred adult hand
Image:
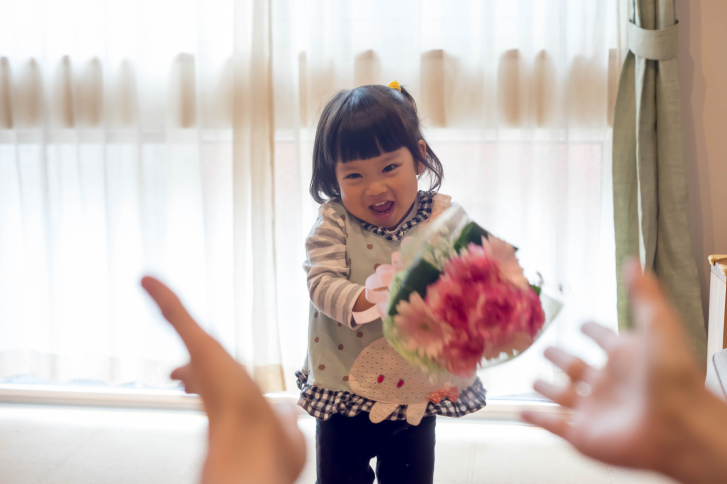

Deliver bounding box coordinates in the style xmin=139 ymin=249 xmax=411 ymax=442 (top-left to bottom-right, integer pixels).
xmin=142 ymin=276 xmax=306 ymax=484
xmin=523 ymin=261 xmax=727 ymax=483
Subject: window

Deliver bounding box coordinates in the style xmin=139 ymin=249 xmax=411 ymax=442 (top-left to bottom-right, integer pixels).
xmin=0 ymin=0 xmax=618 ymax=400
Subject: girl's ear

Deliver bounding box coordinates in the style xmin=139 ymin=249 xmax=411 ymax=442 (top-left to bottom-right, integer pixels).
xmin=416 ymin=140 xmax=427 ymax=175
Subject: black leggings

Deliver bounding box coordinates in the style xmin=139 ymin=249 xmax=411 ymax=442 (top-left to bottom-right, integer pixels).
xmin=315 ymin=412 xmax=436 ymax=484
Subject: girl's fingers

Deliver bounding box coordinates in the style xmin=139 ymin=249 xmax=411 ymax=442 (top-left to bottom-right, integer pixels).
xmin=581 ymin=322 xmax=619 ymax=353
xmin=141 ymin=276 xmax=208 ymax=356
xmin=533 ymin=380 xmax=580 ymax=409
xmin=521 ymin=410 xmax=572 ymax=440
xmin=543 ymin=347 xmax=595 ymax=383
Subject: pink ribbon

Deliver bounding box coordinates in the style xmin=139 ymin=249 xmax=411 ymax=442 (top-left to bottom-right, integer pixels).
xmin=364 ymin=251 xmax=404 ymax=320
xmin=428 ymin=387 xmax=460 ymax=404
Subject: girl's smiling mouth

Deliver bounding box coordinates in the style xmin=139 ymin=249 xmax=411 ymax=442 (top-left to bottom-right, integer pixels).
xmin=369 ymin=200 xmax=395 ymax=220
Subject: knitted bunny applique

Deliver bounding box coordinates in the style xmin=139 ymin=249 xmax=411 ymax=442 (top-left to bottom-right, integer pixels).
xmin=349 ymin=337 xmax=475 ymax=425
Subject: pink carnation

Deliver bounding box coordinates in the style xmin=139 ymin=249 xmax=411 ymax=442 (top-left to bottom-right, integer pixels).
xmin=439 ymin=332 xmax=486 ymax=376
xmin=419 ymin=239 xmax=545 ymax=376
xmin=394 ymin=292 xmax=453 ymax=358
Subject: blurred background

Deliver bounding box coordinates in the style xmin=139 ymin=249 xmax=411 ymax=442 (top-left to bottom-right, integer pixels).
xmin=0 ymin=0 xmax=620 ymax=397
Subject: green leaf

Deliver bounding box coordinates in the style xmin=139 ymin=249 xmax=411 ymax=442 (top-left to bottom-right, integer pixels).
xmin=530 ymin=284 xmax=541 ymax=296
xmin=453 ymin=222 xmax=490 ymax=253
xmin=387 ymin=259 xmax=442 ymax=316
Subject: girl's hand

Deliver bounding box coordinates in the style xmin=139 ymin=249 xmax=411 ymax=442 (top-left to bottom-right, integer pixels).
xmin=353 ymin=290 xmax=375 ymax=312
xmin=141 ymin=276 xmax=306 ymax=484
xmin=523 ymin=261 xmax=727 ymax=483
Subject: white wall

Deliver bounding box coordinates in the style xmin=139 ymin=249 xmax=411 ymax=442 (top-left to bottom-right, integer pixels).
xmin=677 ymin=0 xmax=727 ymax=319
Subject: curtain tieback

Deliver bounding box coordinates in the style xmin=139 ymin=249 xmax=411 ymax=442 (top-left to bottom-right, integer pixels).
xmin=628 ymin=21 xmax=679 ymax=60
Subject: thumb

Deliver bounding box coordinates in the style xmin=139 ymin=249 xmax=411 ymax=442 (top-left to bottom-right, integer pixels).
xmin=273 ymin=401 xmax=300 ymax=428
xmin=273 ymin=401 xmax=307 ymax=478
xmin=624 ymin=259 xmax=688 ymax=341
xmin=170 ymin=362 xmax=201 ymax=395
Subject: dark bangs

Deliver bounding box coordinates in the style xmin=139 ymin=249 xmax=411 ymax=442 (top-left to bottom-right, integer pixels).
xmin=310 ymin=84 xmax=443 ymax=203
xmin=331 ymin=88 xmax=411 ymax=164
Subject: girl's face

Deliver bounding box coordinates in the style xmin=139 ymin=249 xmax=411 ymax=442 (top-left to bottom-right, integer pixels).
xmin=335 ymin=141 xmax=426 ymax=229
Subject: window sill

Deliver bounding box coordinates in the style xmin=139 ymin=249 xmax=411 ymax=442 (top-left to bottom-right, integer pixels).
xmin=0 ymin=384 xmax=563 ymax=423
xmin=0 ymin=384 xmax=202 ymax=411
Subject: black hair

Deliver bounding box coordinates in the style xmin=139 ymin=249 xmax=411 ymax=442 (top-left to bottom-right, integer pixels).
xmin=309 ymin=84 xmax=444 ymax=204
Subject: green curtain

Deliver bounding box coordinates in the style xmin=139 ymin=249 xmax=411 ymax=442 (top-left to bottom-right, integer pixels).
xmin=612 ymin=0 xmax=706 ymax=362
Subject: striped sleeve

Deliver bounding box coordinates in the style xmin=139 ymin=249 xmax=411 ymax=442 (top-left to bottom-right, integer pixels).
xmin=303 ymin=203 xmax=365 ymax=328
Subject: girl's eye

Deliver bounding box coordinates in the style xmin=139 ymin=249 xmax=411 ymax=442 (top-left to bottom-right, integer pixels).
xmin=344 ymin=173 xmax=362 ymax=179
xmin=382 ymin=164 xmax=400 ymax=173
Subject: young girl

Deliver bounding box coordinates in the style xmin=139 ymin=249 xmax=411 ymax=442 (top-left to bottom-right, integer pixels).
xmin=296 ymin=82 xmax=487 ymax=484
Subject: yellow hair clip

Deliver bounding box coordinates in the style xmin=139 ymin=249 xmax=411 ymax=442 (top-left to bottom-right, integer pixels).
xmin=388 ymin=81 xmax=401 ymax=92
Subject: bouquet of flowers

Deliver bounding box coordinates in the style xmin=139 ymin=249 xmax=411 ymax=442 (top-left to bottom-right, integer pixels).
xmin=365 ymin=206 xmax=560 ymax=377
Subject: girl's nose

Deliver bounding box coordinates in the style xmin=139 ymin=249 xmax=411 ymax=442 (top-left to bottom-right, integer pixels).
xmin=365 ymin=182 xmax=387 ymax=197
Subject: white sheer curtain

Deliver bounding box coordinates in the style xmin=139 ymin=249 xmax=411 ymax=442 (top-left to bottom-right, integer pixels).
xmin=0 ymin=0 xmax=618 ymax=396
xmin=0 ymin=0 xmax=283 ymax=390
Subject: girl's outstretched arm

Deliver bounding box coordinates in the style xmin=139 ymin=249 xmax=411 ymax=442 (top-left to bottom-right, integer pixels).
xmin=304 ymin=202 xmax=367 ymax=328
